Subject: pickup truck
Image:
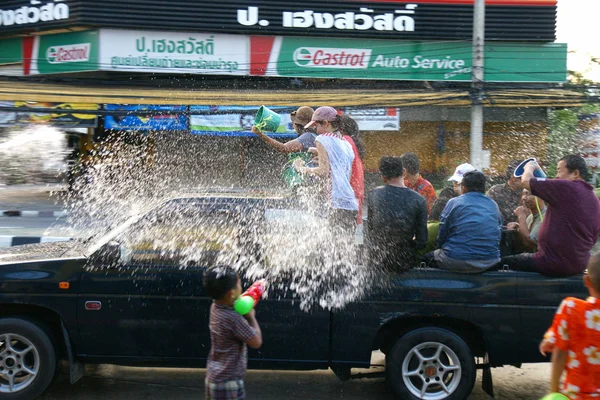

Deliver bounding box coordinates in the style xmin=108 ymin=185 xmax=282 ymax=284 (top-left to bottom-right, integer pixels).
xmin=0 ymin=192 xmax=587 ymax=400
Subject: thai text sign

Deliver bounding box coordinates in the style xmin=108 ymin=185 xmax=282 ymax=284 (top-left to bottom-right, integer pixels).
xmin=99 ymin=29 xmax=249 ymax=75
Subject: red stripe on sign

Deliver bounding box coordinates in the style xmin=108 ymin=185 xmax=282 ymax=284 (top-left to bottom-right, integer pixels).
xmin=346 ymin=0 xmax=556 ymax=5
xmin=22 ymin=36 xmax=35 ymax=76
xmin=250 ymin=36 xmax=276 ymax=76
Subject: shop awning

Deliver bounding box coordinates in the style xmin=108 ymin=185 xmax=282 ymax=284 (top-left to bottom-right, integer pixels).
xmin=0 ymin=80 xmax=589 ymax=108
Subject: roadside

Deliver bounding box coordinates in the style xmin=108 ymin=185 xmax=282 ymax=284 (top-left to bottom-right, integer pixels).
xmin=0 ymin=184 xmax=67 ymax=212
xmin=41 ymin=363 xmax=551 ymax=400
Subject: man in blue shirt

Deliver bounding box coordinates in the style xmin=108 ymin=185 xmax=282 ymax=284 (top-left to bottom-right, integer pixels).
xmin=422 ymin=171 xmax=503 ymax=273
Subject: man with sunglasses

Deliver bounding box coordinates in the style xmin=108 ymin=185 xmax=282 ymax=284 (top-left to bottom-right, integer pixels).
xmin=251 ymin=106 xmax=317 ymax=153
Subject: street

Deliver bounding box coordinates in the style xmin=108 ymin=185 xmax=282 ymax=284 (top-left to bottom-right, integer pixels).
xmin=0 ymin=216 xmax=71 ymax=237
xmin=41 ymin=362 xmax=551 ymax=399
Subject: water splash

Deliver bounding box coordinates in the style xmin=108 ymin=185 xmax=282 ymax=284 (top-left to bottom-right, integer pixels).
xmin=0 ymin=125 xmax=68 ymax=185
xmin=68 ymin=131 xmax=381 ymax=310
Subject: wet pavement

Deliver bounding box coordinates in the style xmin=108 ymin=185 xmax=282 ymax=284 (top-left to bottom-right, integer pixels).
xmin=41 ymin=362 xmax=551 ymax=400
xmin=0 ymin=184 xmax=66 ymax=212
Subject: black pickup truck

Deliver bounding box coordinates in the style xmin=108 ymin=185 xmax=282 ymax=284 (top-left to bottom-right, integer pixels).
xmin=0 ymin=193 xmax=587 ymax=400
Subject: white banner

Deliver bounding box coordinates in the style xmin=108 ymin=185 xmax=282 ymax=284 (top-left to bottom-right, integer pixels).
xmin=344 ymin=107 xmax=400 ymax=131
xmin=99 ymin=29 xmax=249 ymax=75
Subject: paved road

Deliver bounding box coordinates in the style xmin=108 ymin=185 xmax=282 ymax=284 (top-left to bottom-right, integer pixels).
xmin=0 ymin=216 xmax=72 ymax=237
xmin=40 ymin=362 xmax=551 ymax=400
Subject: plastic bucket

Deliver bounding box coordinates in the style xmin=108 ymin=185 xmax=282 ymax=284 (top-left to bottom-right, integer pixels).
xmin=254 ymin=106 xmax=281 ymax=132
xmin=514 ymin=158 xmax=547 ymax=179
xmin=282 ymin=152 xmax=311 ymax=187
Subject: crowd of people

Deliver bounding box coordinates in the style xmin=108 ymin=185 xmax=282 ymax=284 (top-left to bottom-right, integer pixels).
xmin=201 ymin=106 xmax=600 ymax=400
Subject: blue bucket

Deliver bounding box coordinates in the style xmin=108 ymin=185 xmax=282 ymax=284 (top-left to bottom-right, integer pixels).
xmin=514 ymin=158 xmax=547 ymax=179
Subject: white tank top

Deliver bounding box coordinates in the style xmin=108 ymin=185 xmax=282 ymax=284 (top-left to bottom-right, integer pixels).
xmin=316 ymin=133 xmax=358 ymax=211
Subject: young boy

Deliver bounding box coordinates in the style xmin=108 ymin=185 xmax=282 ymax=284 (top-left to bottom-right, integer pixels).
xmin=203 ymin=267 xmax=262 ymax=400
xmin=539 ymin=254 xmax=600 ymax=399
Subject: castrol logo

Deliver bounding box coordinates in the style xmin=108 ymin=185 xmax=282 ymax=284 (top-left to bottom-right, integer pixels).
xmin=46 ymin=43 xmax=90 ymax=64
xmin=293 ymin=47 xmax=371 ymax=69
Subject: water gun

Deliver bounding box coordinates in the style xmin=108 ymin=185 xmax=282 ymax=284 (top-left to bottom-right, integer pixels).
xmin=539 ymin=393 xmax=569 ymax=400
xmin=234 ymin=280 xmax=266 ymax=315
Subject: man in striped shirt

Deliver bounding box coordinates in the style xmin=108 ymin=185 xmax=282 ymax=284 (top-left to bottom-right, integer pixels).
xmin=203 ymin=267 xmax=262 ymax=400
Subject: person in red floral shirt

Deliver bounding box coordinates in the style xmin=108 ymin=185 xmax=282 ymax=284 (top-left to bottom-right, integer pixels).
xmin=401 ymin=152 xmax=437 ymax=214
xmin=539 ymin=253 xmax=600 ymax=399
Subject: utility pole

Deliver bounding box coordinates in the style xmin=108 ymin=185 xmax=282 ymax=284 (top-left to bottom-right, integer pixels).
xmin=470 ymin=0 xmax=485 ymax=170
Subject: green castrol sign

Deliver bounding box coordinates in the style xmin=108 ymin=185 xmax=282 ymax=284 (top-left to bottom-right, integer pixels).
xmin=272 ymin=37 xmax=567 ymax=82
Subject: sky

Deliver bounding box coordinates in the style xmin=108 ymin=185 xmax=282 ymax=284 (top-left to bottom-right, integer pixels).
xmin=556 ymin=0 xmax=600 ymax=82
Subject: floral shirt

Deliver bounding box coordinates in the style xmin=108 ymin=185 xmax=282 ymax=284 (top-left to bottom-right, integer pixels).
xmin=544 ymin=296 xmax=600 ymax=399
xmin=405 ymin=176 xmax=437 ymax=215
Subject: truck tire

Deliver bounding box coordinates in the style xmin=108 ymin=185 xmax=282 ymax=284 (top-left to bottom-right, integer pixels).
xmin=0 ymin=318 xmax=57 ymax=400
xmin=386 ymin=327 xmax=476 ymax=400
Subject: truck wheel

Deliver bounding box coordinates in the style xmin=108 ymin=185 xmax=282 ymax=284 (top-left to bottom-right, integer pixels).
xmin=0 ymin=318 xmax=57 ymax=400
xmin=386 ymin=327 xmax=476 ymax=400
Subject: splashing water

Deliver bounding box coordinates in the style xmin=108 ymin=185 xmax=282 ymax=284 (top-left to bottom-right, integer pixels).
xmin=67 ymin=132 xmax=386 ymax=310
xmin=0 ymin=125 xmax=68 ymax=185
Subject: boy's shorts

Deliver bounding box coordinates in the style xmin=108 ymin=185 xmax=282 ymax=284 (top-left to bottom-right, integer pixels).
xmin=205 ymin=379 xmax=245 ymax=400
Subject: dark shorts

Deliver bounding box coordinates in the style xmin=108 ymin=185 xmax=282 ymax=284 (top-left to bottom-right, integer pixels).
xmin=205 ymin=379 xmax=245 ymax=400
xmin=498 ymin=253 xmax=538 ymax=272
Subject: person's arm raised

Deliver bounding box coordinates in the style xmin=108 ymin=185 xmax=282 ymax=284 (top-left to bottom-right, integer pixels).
xmin=251 ymin=126 xmax=303 ymax=154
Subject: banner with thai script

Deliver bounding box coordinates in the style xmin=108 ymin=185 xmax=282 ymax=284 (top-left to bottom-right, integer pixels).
xmin=189 ymin=106 xmax=296 ymax=137
xmin=99 ymin=29 xmax=249 ymax=76
xmin=104 ymin=105 xmax=188 ymax=131
xmin=12 ymin=102 xmax=98 ymax=127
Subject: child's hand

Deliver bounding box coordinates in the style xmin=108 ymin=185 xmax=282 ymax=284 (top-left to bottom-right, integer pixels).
xmin=539 ymin=338 xmax=554 ymax=356
xmin=251 ymin=126 xmax=262 ymax=135
xmin=244 ymin=309 xmax=256 ymax=322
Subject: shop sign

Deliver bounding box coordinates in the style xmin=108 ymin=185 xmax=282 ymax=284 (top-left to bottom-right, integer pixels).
xmin=23 ymin=30 xmax=99 ymax=75
xmin=0 ymin=38 xmax=22 ymax=65
xmin=189 ymin=106 xmax=296 ymax=137
xmin=238 ymin=5 xmax=417 ymax=33
xmin=252 ymin=37 xmax=566 ymax=82
xmin=0 ymin=0 xmax=69 ymax=27
xmin=11 ymin=102 xmax=98 ymax=127
xmin=104 ymin=105 xmax=188 ymax=131
xmin=344 ymin=108 xmax=400 ymax=131
xmin=99 ymin=30 xmax=249 ymax=76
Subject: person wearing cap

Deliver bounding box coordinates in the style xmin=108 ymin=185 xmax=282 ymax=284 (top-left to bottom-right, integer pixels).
xmin=422 ymin=171 xmax=503 ymax=273
xmin=293 ymin=106 xmax=358 ymax=238
xmin=429 ymin=163 xmax=475 ymax=222
xmin=251 ymin=106 xmax=317 ymax=153
xmin=487 ymin=159 xmax=524 ymax=224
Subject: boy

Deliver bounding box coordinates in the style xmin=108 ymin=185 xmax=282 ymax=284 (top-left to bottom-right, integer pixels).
xmin=203 ymin=267 xmax=262 ymax=400
xmin=539 ymin=254 xmax=600 ymax=399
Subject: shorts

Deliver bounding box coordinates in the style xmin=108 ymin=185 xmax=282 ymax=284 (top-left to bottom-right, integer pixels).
xmin=205 ymin=379 xmax=245 ymax=400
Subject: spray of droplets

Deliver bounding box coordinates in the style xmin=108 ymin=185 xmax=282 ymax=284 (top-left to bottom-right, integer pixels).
xmin=0 ymin=125 xmax=68 ymax=185
xmin=67 ymin=131 xmax=386 ymax=310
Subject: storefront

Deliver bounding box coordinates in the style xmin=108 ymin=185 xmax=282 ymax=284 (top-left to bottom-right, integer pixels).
xmin=0 ymin=0 xmax=570 ymax=186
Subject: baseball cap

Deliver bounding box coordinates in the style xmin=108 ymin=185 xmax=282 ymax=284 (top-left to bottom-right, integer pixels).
xmin=448 ymin=163 xmax=476 ymax=183
xmin=290 ymin=106 xmax=314 ymax=126
xmin=304 ymin=106 xmax=338 ymax=129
